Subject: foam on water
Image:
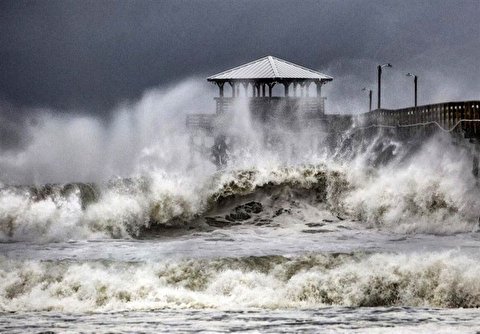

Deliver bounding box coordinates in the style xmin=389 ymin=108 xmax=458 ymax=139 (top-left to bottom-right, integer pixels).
xmin=1 ymin=251 xmax=480 ymax=312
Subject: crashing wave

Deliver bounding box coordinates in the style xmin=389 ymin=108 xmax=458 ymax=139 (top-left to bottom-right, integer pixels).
xmin=0 ymin=151 xmax=479 ymax=242
xmin=1 ymin=251 xmax=480 ymax=312
xmin=0 ymin=165 xmax=345 ymax=242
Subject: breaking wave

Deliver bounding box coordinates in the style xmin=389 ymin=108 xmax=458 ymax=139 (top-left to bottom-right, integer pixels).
xmin=0 ymin=165 xmax=344 ymax=242
xmin=1 ymin=251 xmax=480 ymax=312
xmin=1 ymin=135 xmax=479 ymax=242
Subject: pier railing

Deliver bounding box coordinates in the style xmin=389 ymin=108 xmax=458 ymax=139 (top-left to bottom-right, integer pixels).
xmin=362 ymin=101 xmax=480 ymax=138
xmin=186 ymin=100 xmax=480 ymax=140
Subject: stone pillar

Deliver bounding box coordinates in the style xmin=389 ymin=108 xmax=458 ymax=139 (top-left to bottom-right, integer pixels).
xmin=284 ymin=82 xmax=289 ymax=97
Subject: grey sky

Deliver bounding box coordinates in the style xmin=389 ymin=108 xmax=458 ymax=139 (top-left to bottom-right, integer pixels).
xmin=0 ymin=0 xmax=479 ymax=114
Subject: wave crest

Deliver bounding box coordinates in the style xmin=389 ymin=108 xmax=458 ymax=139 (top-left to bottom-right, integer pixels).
xmin=1 ymin=154 xmax=479 ymax=242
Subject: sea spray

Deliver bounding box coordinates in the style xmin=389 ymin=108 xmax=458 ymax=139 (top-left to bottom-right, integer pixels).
xmin=342 ymin=134 xmax=480 ymax=233
xmin=1 ymin=148 xmax=479 ymax=242
xmin=0 ymin=79 xmax=215 ymax=185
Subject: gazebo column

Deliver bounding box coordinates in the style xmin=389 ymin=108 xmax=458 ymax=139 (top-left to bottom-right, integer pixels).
xmin=229 ymin=81 xmax=235 ymax=97
xmin=316 ymin=81 xmax=322 ymax=98
xmin=306 ymin=81 xmax=311 ymax=97
xmin=300 ymin=82 xmax=305 ymax=97
xmin=251 ymin=82 xmax=256 ymax=97
xmin=284 ymin=82 xmax=290 ymax=97
xmin=262 ymin=84 xmax=266 ymax=97
xmin=218 ymin=82 xmax=225 ymax=97
xmin=293 ymin=82 xmax=298 ymax=97
xmin=268 ymin=83 xmax=275 ymax=97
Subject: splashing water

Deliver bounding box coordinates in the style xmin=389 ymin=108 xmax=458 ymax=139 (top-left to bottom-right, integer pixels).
xmin=1 ymin=80 xmax=480 ymax=332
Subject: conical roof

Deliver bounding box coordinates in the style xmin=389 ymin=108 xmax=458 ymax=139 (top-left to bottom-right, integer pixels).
xmin=207 ymin=56 xmax=332 ymax=81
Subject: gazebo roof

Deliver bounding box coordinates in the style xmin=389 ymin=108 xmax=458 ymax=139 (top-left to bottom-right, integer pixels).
xmin=207 ymin=56 xmax=333 ymax=82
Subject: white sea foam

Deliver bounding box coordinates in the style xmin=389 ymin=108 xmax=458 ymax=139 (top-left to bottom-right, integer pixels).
xmin=1 ymin=251 xmax=480 ymax=312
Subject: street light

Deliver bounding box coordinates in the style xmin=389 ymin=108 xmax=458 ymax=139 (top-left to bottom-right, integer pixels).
xmin=362 ymin=87 xmax=372 ymax=112
xmin=377 ymin=63 xmax=392 ymax=109
xmin=406 ymin=73 xmax=418 ymax=107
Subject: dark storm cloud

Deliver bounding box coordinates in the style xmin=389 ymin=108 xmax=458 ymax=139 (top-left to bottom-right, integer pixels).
xmin=0 ymin=0 xmax=479 ymax=115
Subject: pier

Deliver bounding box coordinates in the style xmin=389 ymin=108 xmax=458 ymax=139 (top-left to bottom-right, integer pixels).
xmin=187 ymin=56 xmax=480 ymax=168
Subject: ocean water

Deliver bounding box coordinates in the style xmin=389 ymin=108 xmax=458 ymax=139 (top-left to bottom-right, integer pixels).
xmin=1 ymin=94 xmax=480 ymax=333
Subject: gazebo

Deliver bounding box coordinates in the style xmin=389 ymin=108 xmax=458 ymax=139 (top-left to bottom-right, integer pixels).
xmin=207 ymin=55 xmax=333 ymax=116
xmin=186 ymin=56 xmax=333 ymax=166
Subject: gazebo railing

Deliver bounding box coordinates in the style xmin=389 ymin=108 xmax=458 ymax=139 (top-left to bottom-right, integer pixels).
xmin=186 ymin=113 xmax=216 ymax=131
xmin=214 ymin=97 xmax=325 ymax=115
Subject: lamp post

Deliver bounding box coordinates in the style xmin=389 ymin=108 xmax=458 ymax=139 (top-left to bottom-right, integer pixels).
xmin=377 ymin=63 xmax=392 ymax=109
xmin=362 ymin=87 xmax=372 ymax=112
xmin=406 ymin=73 xmax=418 ymax=107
